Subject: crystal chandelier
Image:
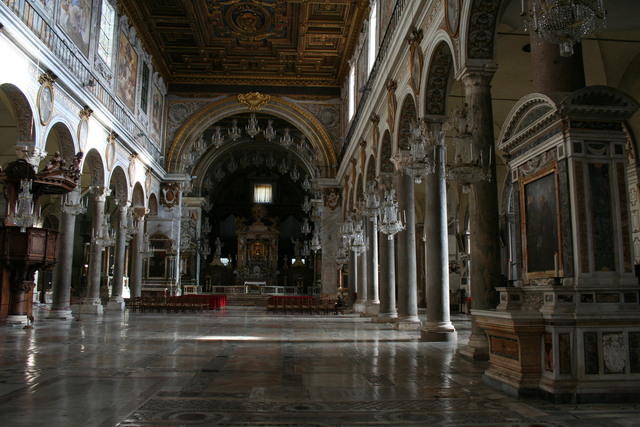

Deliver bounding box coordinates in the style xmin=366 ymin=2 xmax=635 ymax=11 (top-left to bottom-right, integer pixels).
xmin=280 ymin=127 xmax=293 ymax=147
xmin=228 ymin=119 xmax=242 ymax=141
xmin=363 ymin=181 xmax=380 ymax=218
xmin=278 ymin=158 xmax=289 ymax=175
xmin=193 ymin=135 xmax=207 ymax=153
xmin=523 ymin=0 xmax=606 ymax=57
xmin=350 ymin=219 xmax=366 ymax=255
xmin=446 ymin=105 xmax=492 ymax=186
xmin=377 ymin=188 xmax=405 ymax=239
xmin=340 ymin=215 xmax=355 ymax=245
xmin=290 ymin=166 xmax=300 ymax=182
xmin=211 ymin=126 xmax=224 ymax=148
xmin=264 ymin=120 xmax=276 ymax=142
xmin=406 ymin=119 xmax=436 ymax=184
xmin=245 ymin=113 xmax=261 ymax=138
xmin=95 ymin=214 xmax=116 ymax=247
xmin=302 ymin=176 xmax=311 ymax=192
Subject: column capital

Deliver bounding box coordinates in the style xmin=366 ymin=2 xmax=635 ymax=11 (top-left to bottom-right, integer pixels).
xmin=90 ymin=185 xmax=111 ymax=201
xmin=460 ymin=66 xmax=497 ymax=89
xmin=16 ymin=145 xmax=47 ymax=167
xmin=132 ymin=206 xmax=150 ymax=220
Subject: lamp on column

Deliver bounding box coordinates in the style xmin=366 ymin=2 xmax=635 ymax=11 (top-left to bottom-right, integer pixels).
xmin=522 ymin=0 xmax=606 ymax=57
xmin=350 ymin=219 xmax=366 ymax=255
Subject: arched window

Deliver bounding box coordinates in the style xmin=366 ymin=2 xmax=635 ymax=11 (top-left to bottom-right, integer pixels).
xmin=368 ymin=0 xmax=378 ymax=74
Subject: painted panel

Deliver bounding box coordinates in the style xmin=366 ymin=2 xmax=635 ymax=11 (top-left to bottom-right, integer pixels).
xmin=57 ymin=0 xmax=92 ymax=56
xmin=116 ymin=32 xmax=139 ymax=112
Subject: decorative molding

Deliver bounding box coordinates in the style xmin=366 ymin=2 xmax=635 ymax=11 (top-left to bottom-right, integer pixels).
xmin=466 ymin=0 xmax=500 ymax=60
xmin=386 ymin=79 xmax=397 ymax=133
xmin=407 ymin=28 xmax=424 ymax=95
xmin=105 ymin=132 xmax=117 ymax=172
xmin=237 ymin=92 xmax=272 ymax=112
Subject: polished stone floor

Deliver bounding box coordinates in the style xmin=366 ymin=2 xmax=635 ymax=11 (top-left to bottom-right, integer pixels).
xmin=1 ymin=306 xmax=639 ymax=426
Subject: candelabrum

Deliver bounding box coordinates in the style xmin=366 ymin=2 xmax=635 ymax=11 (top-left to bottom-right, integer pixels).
xmin=406 ymin=119 xmax=437 ymax=184
xmin=377 ymin=188 xmax=405 ymax=239
xmin=61 ymin=191 xmax=88 ymax=216
xmin=522 ymin=0 xmax=606 ymax=57
xmin=363 ymin=181 xmax=380 ymax=219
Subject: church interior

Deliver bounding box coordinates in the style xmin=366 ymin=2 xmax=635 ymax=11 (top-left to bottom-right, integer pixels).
xmin=1 ymin=0 xmax=640 ymax=425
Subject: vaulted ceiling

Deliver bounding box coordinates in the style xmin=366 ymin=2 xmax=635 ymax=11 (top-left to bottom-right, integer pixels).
xmin=120 ymin=0 xmax=370 ymax=96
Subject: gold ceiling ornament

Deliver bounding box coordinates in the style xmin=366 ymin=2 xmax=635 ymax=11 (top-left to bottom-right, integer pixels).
xmin=237 ymin=92 xmax=271 ymax=112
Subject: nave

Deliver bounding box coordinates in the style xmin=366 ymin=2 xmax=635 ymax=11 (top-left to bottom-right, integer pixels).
xmin=1 ymin=306 xmax=639 ymax=426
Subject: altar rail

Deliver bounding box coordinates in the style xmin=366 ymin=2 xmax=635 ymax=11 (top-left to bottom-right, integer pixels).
xmin=210 ymin=285 xmax=305 ymax=296
xmin=126 ymin=295 xmax=227 ymax=313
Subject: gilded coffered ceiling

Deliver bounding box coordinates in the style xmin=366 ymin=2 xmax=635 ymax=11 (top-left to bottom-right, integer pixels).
xmin=120 ymin=0 xmax=370 ymax=96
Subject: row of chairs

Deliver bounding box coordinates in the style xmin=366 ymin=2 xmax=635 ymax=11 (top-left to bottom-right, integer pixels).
xmin=127 ymin=296 xmax=213 ymax=313
xmin=267 ymin=296 xmax=344 ymax=314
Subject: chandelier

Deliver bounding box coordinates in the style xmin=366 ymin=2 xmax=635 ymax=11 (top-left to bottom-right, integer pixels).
xmin=377 ymin=188 xmax=405 ymax=239
xmin=264 ymin=120 xmax=276 ymax=141
xmin=301 ymin=218 xmax=312 ymax=235
xmin=302 ymin=196 xmax=312 ymax=214
xmin=245 ymin=113 xmax=261 ymax=138
xmin=523 ymin=0 xmax=606 ymax=57
xmin=336 ymin=244 xmax=350 ymax=265
xmin=401 ymin=119 xmax=437 ymax=184
xmin=363 ymin=181 xmax=380 ymax=218
xmin=280 ymin=127 xmax=293 ymax=147
xmin=350 ymin=219 xmax=366 ymax=255
xmin=446 ymin=104 xmax=492 ymax=187
xmin=228 ymin=119 xmax=242 ymax=141
xmin=94 ymin=214 xmax=116 ymax=247
xmin=211 ymin=126 xmax=224 ymax=148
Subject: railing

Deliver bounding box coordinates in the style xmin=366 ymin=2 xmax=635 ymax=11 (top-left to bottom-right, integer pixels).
xmin=1 ymin=0 xmax=163 ymax=164
xmin=341 ymin=0 xmax=409 ymax=160
xmin=211 ymin=285 xmax=300 ymax=296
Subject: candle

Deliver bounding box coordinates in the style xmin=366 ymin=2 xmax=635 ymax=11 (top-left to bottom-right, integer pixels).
xmin=553 ymin=252 xmax=559 ymax=277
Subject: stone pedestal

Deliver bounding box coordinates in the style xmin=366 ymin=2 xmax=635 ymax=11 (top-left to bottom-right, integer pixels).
xmin=75 ymin=297 xmax=104 ymax=315
xmin=106 ymin=297 xmax=125 ymax=311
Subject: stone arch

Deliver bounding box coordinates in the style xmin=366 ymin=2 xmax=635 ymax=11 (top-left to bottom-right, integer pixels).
xmin=109 ymin=166 xmax=129 ymax=203
xmin=42 ymin=120 xmax=76 ymax=164
xmin=132 ymin=182 xmax=145 ymax=208
xmin=396 ymin=94 xmax=418 ymax=152
xmin=378 ymin=129 xmax=394 ymax=175
xmin=81 ymin=148 xmax=105 ymax=188
xmin=166 ymin=96 xmax=337 ymax=178
xmin=353 ymin=173 xmax=363 ymax=208
xmin=423 ymin=41 xmax=455 ymax=117
xmin=461 ymin=0 xmax=502 ymax=64
xmin=148 ymin=193 xmax=159 ymax=216
xmin=365 ymin=154 xmax=376 ymax=187
xmin=0 ymin=83 xmax=36 ymax=147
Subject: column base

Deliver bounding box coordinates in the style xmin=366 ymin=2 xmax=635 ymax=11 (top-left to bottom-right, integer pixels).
xmin=73 ymin=298 xmax=104 ymax=315
xmin=47 ymin=309 xmax=74 ymax=320
xmin=5 ymin=315 xmax=29 ymax=326
xmin=105 ymin=297 xmax=125 ymax=311
xmin=352 ymin=301 xmax=367 ymax=313
xmin=374 ymin=312 xmax=398 ymax=323
xmin=421 ymin=321 xmax=456 ymax=342
xmin=365 ymin=301 xmax=380 ymax=316
xmin=395 ymin=316 xmax=422 ymax=330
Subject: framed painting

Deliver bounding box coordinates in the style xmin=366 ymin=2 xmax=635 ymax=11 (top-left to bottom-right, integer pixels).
xmin=57 ymin=0 xmax=92 ymax=56
xmin=116 ymin=32 xmax=139 ymax=112
xmin=520 ymin=164 xmax=563 ymax=279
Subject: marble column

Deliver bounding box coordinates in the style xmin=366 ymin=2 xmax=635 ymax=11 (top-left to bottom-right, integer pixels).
xmin=76 ymin=186 xmax=110 ymax=315
xmin=460 ymin=70 xmax=500 ymax=359
xmin=354 ymin=240 xmax=367 ymax=313
xmin=130 ymin=210 xmax=147 ymax=298
xmin=365 ymin=215 xmax=380 ymax=315
xmin=377 ymin=231 xmax=398 ymax=321
xmin=107 ymin=203 xmax=130 ymax=311
xmin=349 ymin=252 xmax=357 ymax=306
xmin=396 ymin=170 xmax=421 ymax=328
xmin=49 ymin=188 xmax=85 ymax=319
xmin=422 ymin=139 xmax=455 ymax=341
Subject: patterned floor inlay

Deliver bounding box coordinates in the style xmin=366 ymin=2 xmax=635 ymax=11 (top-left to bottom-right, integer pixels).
xmin=0 ymin=308 xmax=639 ymax=426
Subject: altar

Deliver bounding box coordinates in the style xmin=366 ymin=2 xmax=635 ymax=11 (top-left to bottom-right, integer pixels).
xmin=235 ymin=205 xmax=279 ymax=286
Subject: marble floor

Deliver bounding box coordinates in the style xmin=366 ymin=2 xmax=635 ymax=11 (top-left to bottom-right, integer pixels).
xmin=1 ymin=307 xmax=639 ymax=426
